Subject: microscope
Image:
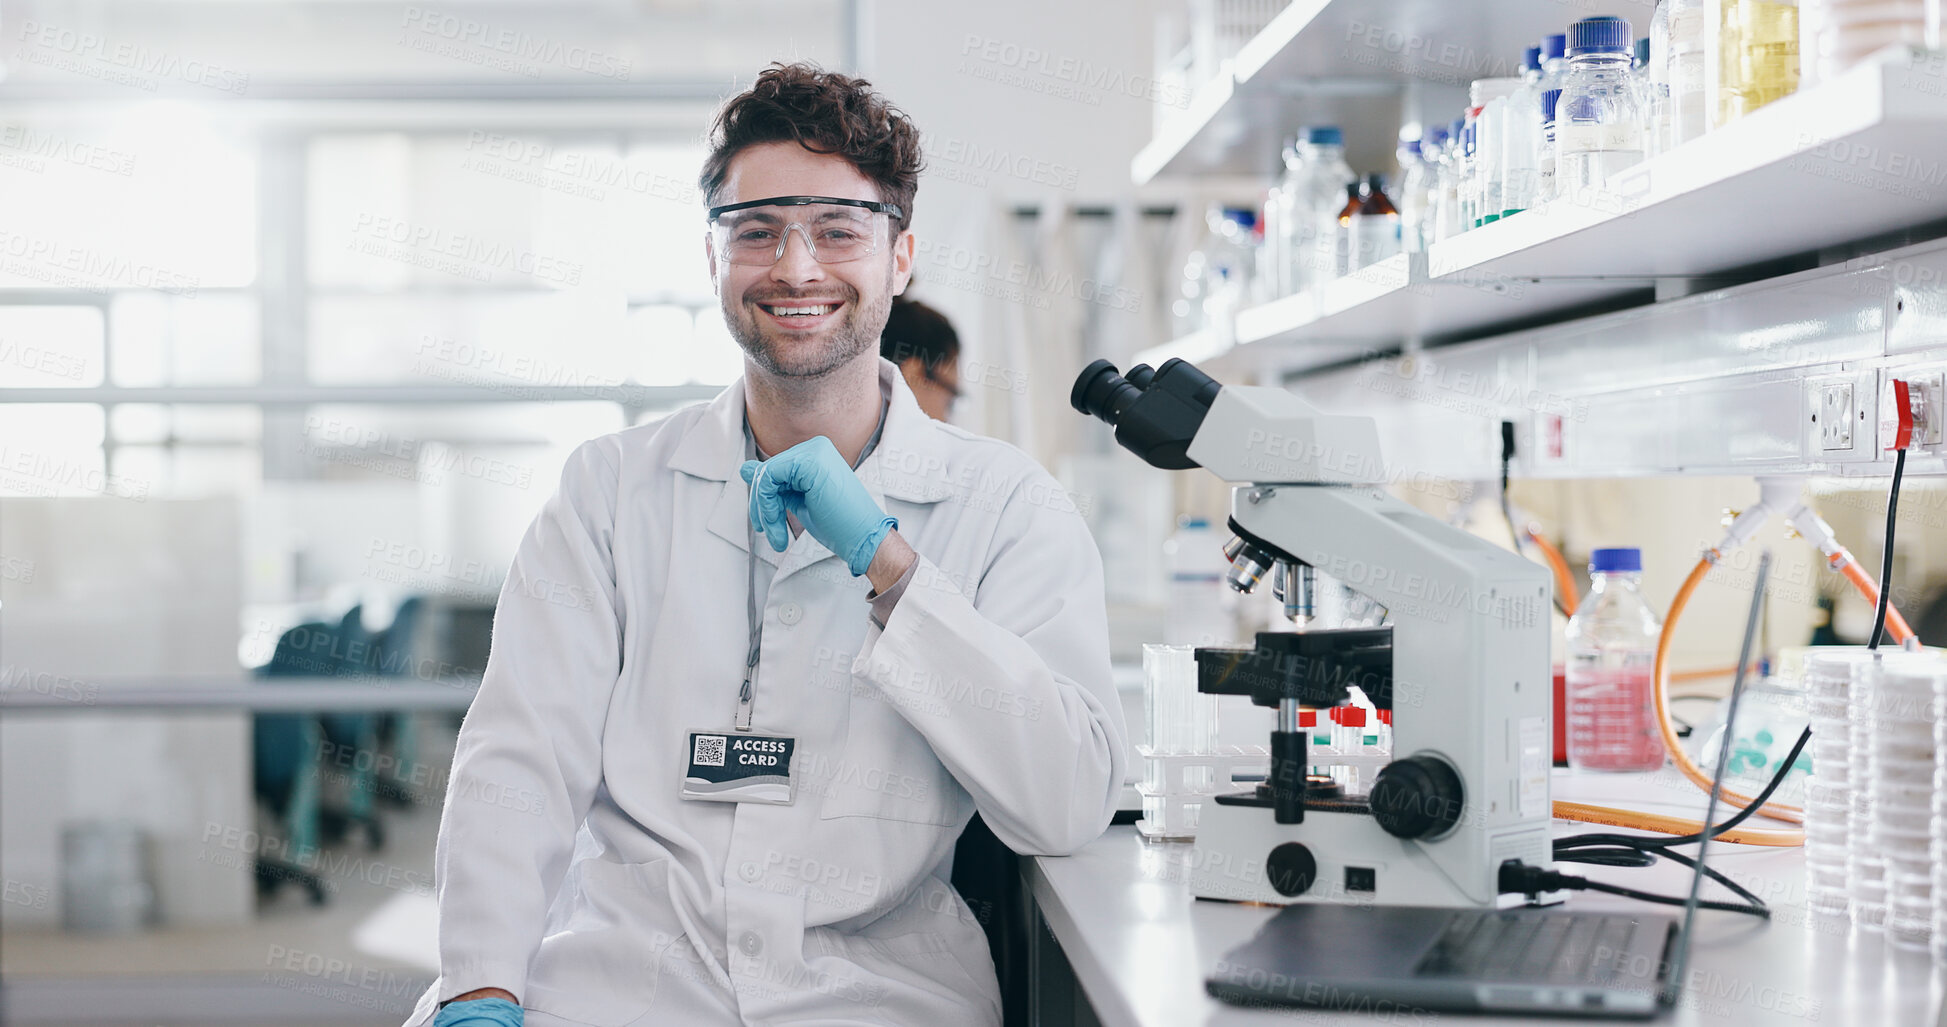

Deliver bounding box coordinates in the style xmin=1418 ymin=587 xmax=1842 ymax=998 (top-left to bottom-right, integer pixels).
xmin=1073 ymin=358 xmax=1555 ymax=909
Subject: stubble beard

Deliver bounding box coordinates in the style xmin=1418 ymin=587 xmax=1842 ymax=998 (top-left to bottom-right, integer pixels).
xmin=725 ymin=263 xmax=894 ymax=382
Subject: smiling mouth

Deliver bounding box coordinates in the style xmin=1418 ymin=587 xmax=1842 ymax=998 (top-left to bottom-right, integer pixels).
xmin=758 ymin=302 xmax=841 ymax=319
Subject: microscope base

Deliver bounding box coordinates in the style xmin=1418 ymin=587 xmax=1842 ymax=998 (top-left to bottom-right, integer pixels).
xmin=1187 ymin=797 xmax=1552 ymax=909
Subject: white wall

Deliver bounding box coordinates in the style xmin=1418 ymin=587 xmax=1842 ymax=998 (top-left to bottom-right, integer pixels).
xmin=862 ymin=0 xmax=1169 ymax=473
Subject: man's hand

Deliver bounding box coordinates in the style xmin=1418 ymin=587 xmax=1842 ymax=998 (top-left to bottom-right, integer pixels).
xmin=740 ymin=436 xmax=897 ymax=576
xmin=434 ymin=991 xmax=522 ymax=1026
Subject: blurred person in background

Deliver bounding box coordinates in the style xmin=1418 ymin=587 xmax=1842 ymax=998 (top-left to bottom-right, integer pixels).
xmin=412 ymin=62 xmax=1126 ymax=1027
xmin=881 ymin=294 xmax=962 ymax=421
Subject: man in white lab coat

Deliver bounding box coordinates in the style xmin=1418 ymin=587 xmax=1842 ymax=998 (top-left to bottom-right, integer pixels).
xmin=405 ymin=63 xmax=1128 ymax=1027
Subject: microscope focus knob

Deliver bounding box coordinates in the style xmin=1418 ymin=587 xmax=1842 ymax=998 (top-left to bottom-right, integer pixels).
xmin=1265 ymin=842 xmax=1317 ymax=897
xmin=1369 ymin=755 xmax=1464 ymax=840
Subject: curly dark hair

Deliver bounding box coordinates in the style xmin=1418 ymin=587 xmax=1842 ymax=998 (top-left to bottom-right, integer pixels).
xmin=700 ymin=62 xmax=923 ymax=233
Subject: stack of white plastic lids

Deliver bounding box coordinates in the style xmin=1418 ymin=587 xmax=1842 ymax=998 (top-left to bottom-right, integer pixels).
xmin=1849 ymin=654 xmax=1889 ymax=929
xmin=1934 ymin=657 xmax=1947 ymax=962
xmin=1803 ymin=648 xmax=1871 ymax=917
xmin=1801 ymin=0 xmax=1932 ymax=85
xmin=1873 ymin=652 xmax=1940 ymax=947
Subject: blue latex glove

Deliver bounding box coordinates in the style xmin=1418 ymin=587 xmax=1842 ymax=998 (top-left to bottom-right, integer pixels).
xmin=740 ymin=436 xmax=897 ymax=576
xmin=433 ymin=997 xmax=522 ymax=1027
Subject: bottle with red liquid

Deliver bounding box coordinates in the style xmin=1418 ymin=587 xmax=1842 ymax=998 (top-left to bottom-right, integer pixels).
xmin=1564 ymin=547 xmax=1666 ymax=771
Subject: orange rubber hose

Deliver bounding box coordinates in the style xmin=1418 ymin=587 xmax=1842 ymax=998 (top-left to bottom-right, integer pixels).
xmin=1527 ymin=526 xmax=1579 ymax=617
xmin=1651 ymin=555 xmax=1803 ymax=825
xmin=1550 ymin=800 xmax=1805 ymax=846
xmin=1554 ymin=534 xmax=1917 ymax=845
xmin=1670 ymin=665 xmax=1753 ymax=683
xmin=1837 ymin=558 xmax=1916 ymax=644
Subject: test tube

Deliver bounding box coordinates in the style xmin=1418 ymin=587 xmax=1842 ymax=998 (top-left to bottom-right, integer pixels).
xmin=1338 ymin=706 xmax=1369 ymax=794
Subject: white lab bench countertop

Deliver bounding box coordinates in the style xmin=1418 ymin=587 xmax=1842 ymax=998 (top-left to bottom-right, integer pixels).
xmin=1026 ymin=768 xmax=1943 ymax=1026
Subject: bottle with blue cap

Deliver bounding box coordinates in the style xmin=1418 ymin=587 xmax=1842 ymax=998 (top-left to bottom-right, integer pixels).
xmin=1555 ymin=15 xmax=1647 ymax=203
xmin=1280 ymin=126 xmax=1354 ymax=295
xmin=1400 ymin=124 xmax=1446 ymax=252
xmin=1538 ymin=32 xmax=1571 ymax=94
xmin=1539 ymin=88 xmax=1563 ymax=199
xmin=1564 ymin=546 xmax=1667 ymax=772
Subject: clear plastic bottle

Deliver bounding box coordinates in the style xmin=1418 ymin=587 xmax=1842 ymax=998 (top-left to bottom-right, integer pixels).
xmin=1501 ymin=46 xmax=1545 ymax=219
xmin=1349 ymin=173 xmax=1400 ymax=269
xmin=1633 ymin=38 xmax=1654 ymax=110
xmin=1332 ymin=182 xmax=1361 ymax=278
xmin=1650 ymin=2 xmax=1674 ymax=154
xmin=1540 ymin=87 xmax=1563 ymax=200
xmin=1456 ymin=113 xmax=1479 ymax=231
xmin=1564 ymin=547 xmax=1667 ymax=772
xmin=1433 ymin=118 xmax=1466 ymax=243
xmin=1539 ymin=32 xmax=1571 ymax=93
xmin=1470 ymin=76 xmax=1523 ymax=226
xmin=1398 ymin=130 xmax=1434 ymax=253
xmin=1669 ymin=0 xmax=1711 ymax=143
xmin=1708 ymin=0 xmax=1800 ymax=128
xmin=1260 ymin=139 xmax=1295 ymax=300
xmin=1407 ymin=126 xmax=1448 ymax=251
xmin=1556 ymin=15 xmax=1646 ymax=202
xmin=1283 ymin=126 xmax=1354 ymax=295
xmin=1172 ymin=247 xmax=1209 ymax=337
xmin=1202 ymin=207 xmax=1256 ymax=338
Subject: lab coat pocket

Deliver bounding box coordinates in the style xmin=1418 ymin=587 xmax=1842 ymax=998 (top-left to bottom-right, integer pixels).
xmin=520 ymin=857 xmax=670 ymax=1027
xmin=816 ymin=691 xmax=961 ymax=825
xmin=814 ymin=927 xmax=998 ymax=1026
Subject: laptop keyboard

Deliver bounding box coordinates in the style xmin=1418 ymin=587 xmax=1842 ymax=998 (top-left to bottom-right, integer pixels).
xmin=1417 ymin=911 xmax=1639 ymax=983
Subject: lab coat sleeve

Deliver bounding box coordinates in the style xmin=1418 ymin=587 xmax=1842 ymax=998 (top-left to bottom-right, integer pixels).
xmin=857 ymin=470 xmax=1128 ymax=856
xmin=430 ymin=439 xmax=623 ymax=1003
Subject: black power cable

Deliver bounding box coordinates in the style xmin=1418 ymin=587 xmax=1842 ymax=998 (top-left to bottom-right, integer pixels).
xmin=1547 ymin=443 xmax=1911 ymax=920
xmin=1869 ymin=447 xmax=1907 ymax=651
xmin=1499 ymin=420 xmax=1572 ymax=618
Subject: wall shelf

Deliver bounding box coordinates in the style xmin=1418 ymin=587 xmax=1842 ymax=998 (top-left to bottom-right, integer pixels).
xmin=1132 ymin=0 xmax=1645 ymax=184
xmin=1177 ymin=51 xmax=1946 ymax=375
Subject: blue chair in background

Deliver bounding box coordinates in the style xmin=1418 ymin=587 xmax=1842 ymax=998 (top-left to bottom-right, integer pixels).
xmin=251 ymin=620 xmax=334 ymax=904
xmin=315 ymin=605 xmax=386 ymax=850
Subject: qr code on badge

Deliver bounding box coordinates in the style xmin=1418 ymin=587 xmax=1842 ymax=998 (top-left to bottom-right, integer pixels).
xmin=692 ymin=734 xmax=727 ymax=768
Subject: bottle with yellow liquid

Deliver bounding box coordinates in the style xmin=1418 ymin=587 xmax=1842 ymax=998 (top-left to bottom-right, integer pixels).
xmin=1706 ymin=0 xmax=1801 ymax=127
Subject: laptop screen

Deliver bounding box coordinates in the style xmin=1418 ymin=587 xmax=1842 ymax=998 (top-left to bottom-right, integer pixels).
xmin=1659 ymin=550 xmax=1772 ymax=1007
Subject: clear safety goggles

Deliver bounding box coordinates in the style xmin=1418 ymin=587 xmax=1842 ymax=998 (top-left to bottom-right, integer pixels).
xmin=707 ymin=195 xmax=903 ymax=266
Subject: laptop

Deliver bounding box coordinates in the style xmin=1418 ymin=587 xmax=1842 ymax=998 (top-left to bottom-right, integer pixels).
xmin=1206 ymin=554 xmax=1771 ymax=1018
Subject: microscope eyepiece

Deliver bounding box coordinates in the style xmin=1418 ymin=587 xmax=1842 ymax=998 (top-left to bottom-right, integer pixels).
xmin=1069 ymin=356 xmax=1222 ymax=470
xmin=1070 ymin=359 xmax=1145 ymax=426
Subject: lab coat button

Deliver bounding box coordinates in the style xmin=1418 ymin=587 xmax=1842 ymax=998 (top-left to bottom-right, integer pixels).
xmin=778 ymin=602 xmax=803 ymax=625
xmin=740 ymin=931 xmax=763 ymax=956
xmin=739 ymin=861 xmax=760 ymax=882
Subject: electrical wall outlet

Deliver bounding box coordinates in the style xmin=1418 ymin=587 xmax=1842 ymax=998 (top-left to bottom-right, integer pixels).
xmin=1916 ymin=372 xmax=1944 ymax=447
xmin=1819 ymin=382 xmax=1855 ymax=451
